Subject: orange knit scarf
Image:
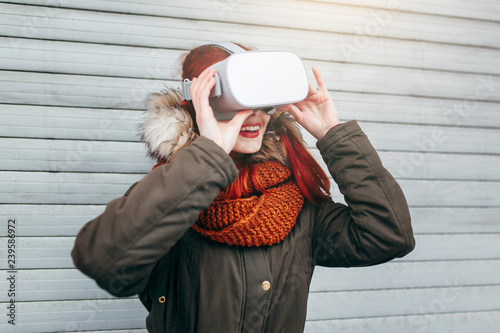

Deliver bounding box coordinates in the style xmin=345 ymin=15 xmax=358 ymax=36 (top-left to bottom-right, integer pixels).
xmin=193 ymin=160 xmax=305 ymax=247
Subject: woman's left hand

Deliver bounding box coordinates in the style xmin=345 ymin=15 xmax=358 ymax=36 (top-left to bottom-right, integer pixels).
xmin=278 ymin=66 xmax=340 ymax=140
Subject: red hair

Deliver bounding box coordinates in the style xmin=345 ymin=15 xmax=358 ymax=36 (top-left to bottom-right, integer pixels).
xmin=225 ymin=116 xmax=330 ymax=206
xmin=179 ymin=42 xmax=330 ymax=205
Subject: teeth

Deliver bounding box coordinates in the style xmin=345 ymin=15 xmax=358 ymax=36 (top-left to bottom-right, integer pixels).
xmin=240 ymin=126 xmax=260 ymax=132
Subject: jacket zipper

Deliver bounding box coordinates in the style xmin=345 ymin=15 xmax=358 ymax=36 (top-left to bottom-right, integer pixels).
xmin=237 ymin=248 xmax=246 ymax=333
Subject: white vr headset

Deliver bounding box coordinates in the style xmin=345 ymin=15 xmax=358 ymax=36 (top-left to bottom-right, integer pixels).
xmin=181 ymin=42 xmax=309 ymax=120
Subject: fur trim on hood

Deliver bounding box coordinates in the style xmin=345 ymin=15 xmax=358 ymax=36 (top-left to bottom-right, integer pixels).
xmin=139 ymin=88 xmax=299 ymax=165
xmin=140 ymin=88 xmax=198 ymax=163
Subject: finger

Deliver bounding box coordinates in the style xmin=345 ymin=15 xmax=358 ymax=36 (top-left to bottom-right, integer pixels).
xmin=307 ymin=81 xmax=318 ymax=96
xmin=194 ymin=67 xmax=213 ymax=84
xmin=286 ymin=104 xmax=305 ymax=124
xmin=191 ymin=69 xmax=216 ymax=113
xmin=192 ymin=68 xmax=215 ymax=97
xmin=191 ymin=68 xmax=215 ymax=96
xmin=190 ymin=77 xmax=202 ymax=107
xmin=312 ymin=66 xmax=328 ymax=93
xmin=199 ymin=66 xmax=216 ymax=78
xmin=276 ymin=104 xmax=293 ymax=114
xmin=199 ymin=67 xmax=216 ymax=87
xmin=228 ymin=109 xmax=254 ymax=129
xmin=198 ymin=73 xmax=216 ymax=101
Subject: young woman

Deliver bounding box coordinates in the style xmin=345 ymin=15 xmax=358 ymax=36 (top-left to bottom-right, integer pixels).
xmin=72 ymin=42 xmax=415 ymax=332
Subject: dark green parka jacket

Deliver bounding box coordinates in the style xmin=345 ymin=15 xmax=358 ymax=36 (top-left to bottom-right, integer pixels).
xmin=72 ymin=120 xmax=415 ymax=332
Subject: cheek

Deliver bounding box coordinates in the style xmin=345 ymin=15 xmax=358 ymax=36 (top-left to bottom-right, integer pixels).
xmin=262 ymin=114 xmax=271 ymax=130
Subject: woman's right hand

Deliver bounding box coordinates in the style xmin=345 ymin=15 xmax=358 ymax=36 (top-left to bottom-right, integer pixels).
xmin=189 ymin=67 xmax=253 ymax=154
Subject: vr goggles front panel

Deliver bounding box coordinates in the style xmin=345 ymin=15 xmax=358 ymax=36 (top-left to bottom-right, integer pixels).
xmin=182 ymin=48 xmax=309 ymax=120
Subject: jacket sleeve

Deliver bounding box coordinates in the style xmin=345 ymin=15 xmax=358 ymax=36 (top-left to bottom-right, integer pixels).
xmin=71 ymin=136 xmax=239 ymax=296
xmin=312 ymin=120 xmax=415 ymax=267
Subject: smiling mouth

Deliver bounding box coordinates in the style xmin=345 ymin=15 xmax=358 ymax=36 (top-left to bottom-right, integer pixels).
xmin=240 ymin=125 xmax=260 ymax=132
xmin=239 ymin=123 xmax=261 ymax=138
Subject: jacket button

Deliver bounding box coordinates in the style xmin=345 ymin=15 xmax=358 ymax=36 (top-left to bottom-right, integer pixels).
xmin=261 ymin=281 xmax=271 ymax=291
xmin=159 ymin=296 xmax=166 ymax=303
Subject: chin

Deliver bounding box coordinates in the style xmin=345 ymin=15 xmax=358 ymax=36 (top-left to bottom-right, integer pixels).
xmin=233 ymin=137 xmax=268 ymax=154
xmin=232 ymin=140 xmax=263 ymax=154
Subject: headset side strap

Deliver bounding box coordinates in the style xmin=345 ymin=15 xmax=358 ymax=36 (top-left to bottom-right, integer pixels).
xmin=206 ymin=41 xmax=247 ymax=54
